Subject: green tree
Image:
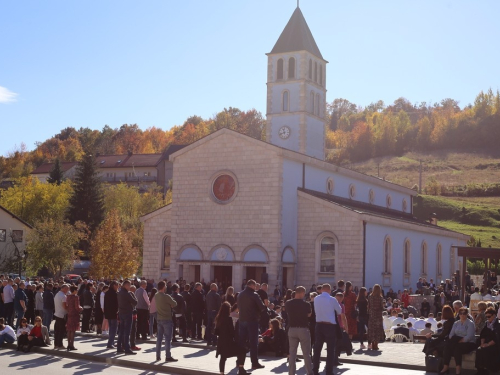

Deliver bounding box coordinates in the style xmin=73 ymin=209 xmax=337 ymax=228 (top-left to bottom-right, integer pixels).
xmin=0 ymin=177 xmax=73 ymax=224
xmin=26 ymin=219 xmax=87 ymax=276
xmin=67 ymin=154 xmax=104 ymax=233
xmin=90 ymin=210 xmax=139 ymax=279
xmin=47 ymin=158 xmax=65 ymax=185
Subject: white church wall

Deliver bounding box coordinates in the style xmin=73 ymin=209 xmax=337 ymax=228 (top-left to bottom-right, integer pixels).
xmin=365 ymin=222 xmax=465 ymax=292
xmin=270 ymin=81 xmax=301 ymax=113
xmin=303 ymin=164 xmax=412 ymax=212
xmin=281 ymin=159 xmax=303 ymax=252
xmin=306 ymin=116 xmax=325 ymax=159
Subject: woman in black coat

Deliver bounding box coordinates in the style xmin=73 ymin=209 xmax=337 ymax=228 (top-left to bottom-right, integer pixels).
xmin=475 ymin=307 xmax=500 ymax=374
xmin=423 ymin=305 xmax=455 ymax=357
xmin=215 ymin=302 xmax=247 ymax=375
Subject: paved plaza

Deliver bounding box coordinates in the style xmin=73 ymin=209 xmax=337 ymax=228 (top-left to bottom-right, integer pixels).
xmin=0 ymin=332 xmax=474 ymax=375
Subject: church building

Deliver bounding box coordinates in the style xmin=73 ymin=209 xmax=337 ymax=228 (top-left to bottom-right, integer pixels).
xmin=140 ymin=6 xmax=468 ymax=291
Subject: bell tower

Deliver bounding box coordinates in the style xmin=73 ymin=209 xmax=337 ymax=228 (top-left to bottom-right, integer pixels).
xmin=266 ymin=6 xmax=327 ymax=160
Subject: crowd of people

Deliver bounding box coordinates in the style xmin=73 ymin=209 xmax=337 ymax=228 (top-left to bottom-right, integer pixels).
xmin=1 ymin=273 xmax=500 ymax=375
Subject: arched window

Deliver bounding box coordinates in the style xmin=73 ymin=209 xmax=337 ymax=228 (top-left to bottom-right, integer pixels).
xmin=319 ymin=65 xmax=323 ymax=86
xmin=162 ymin=236 xmax=171 ymax=270
xmin=308 ymin=59 xmax=312 ymax=79
xmin=349 ymin=184 xmax=356 ymax=199
xmin=282 ymin=91 xmax=289 ymax=112
xmin=314 ymin=61 xmax=318 ymax=82
xmin=386 ymin=194 xmax=392 ymax=208
xmin=315 ymin=93 xmax=320 ymax=116
xmin=310 ymin=91 xmax=315 ymax=113
xmin=404 ymin=239 xmax=411 ymax=274
xmin=320 ymin=236 xmax=335 ymax=273
xmin=288 ymin=57 xmax=296 ymax=79
xmin=384 ymin=237 xmax=392 ymax=274
xmin=277 ymin=58 xmax=284 ymax=80
xmin=421 ymin=242 xmax=428 ymax=275
xmin=369 ymin=189 xmax=375 ymax=204
xmin=436 ymin=244 xmax=442 ymax=277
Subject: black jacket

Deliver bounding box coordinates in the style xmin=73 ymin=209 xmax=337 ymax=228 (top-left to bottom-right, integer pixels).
xmin=117 ymin=288 xmax=137 ymax=315
xmin=43 ymin=289 xmax=55 ymax=310
xmin=172 ymin=292 xmax=186 ymax=314
xmin=237 ymin=287 xmax=266 ymax=323
xmin=104 ymin=290 xmax=119 ymax=320
xmin=181 ymin=291 xmax=191 ymax=312
xmin=83 ymin=290 xmax=94 ymax=308
xmin=191 ymin=289 xmax=205 ymax=313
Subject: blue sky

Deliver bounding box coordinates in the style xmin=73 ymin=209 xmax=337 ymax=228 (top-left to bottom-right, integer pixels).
xmin=1 ymin=0 xmax=499 ymax=156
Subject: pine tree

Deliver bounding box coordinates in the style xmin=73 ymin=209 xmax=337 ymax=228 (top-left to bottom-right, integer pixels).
xmin=67 ymin=154 xmax=104 ymax=233
xmin=47 ymin=158 xmax=64 ymax=185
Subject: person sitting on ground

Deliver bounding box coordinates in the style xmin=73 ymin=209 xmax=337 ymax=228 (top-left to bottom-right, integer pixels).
xmin=0 ymin=318 xmax=16 ymax=347
xmin=16 ymin=318 xmax=32 ymax=352
xmin=420 ymin=322 xmax=434 ymax=335
xmin=25 ymin=316 xmax=50 ymax=352
xmin=258 ymin=319 xmax=286 ymax=356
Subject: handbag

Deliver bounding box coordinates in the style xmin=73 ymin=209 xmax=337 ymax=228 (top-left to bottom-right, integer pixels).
xmin=425 ymin=356 xmax=442 ymax=373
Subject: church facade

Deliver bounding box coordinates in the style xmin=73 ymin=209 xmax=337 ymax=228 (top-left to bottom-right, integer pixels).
xmin=140 ymin=7 xmax=468 ymax=291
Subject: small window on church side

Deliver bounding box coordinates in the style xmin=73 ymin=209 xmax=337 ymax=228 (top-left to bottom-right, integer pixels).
xmin=436 ymin=244 xmax=442 ymax=277
xmin=282 ymin=91 xmax=289 ymax=112
xmin=310 ymin=91 xmax=315 ymax=113
xmin=369 ymin=189 xmax=375 ymax=204
xmin=421 ymin=242 xmax=428 ymax=275
xmin=315 ymin=94 xmax=320 ymax=116
xmin=162 ymin=235 xmax=171 ymax=270
xmin=319 ymin=65 xmax=323 ymax=86
xmin=314 ymin=61 xmax=318 ymax=82
xmin=386 ymin=194 xmax=392 ymax=208
xmin=384 ymin=237 xmax=392 ymax=274
xmin=288 ymin=57 xmax=295 ymax=79
xmin=402 ymin=198 xmax=408 ymax=212
xmin=277 ymin=58 xmax=284 ymax=80
xmin=320 ymin=236 xmax=335 ymax=273
xmin=404 ymin=240 xmax=411 ymax=275
xmin=309 ymin=59 xmax=312 ymax=79
xmin=326 ymin=177 xmax=334 ymax=194
xmin=349 ymin=184 xmax=356 ymax=199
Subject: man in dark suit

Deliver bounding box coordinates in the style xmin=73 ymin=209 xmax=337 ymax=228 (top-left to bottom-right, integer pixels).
xmin=190 ymin=283 xmax=204 ymax=340
xmin=393 ymin=324 xmax=410 ymax=340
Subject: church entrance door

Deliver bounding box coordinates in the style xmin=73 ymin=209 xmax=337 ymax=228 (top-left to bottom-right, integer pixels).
xmin=245 ymin=266 xmax=267 ymax=283
xmin=213 ymin=266 xmax=233 ymax=290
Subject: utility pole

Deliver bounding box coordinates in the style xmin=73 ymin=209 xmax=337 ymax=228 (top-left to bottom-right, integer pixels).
xmin=419 ymin=160 xmax=423 ymax=194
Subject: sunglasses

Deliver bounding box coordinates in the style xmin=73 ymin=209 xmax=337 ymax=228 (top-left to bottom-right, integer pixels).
xmin=459 ymin=312 xmax=468 ymax=315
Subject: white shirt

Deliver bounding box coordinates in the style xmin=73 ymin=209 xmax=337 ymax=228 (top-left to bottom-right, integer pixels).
xmin=495 ymin=294 xmax=500 ymax=302
xmin=3 ymin=284 xmax=15 ymax=303
xmin=406 ymin=317 xmax=417 ymax=324
xmin=471 ymin=292 xmax=483 ymax=301
xmin=100 ymin=291 xmax=105 ymax=311
xmin=314 ymin=291 xmax=342 ymax=324
xmin=391 ymin=317 xmax=406 ymax=327
xmin=483 ymin=294 xmax=492 ymax=300
xmin=0 ymin=325 xmax=16 ymax=340
xmin=54 ymin=291 xmax=67 ymax=318
xmin=413 ymin=319 xmax=426 ymax=330
xmin=426 ymin=317 xmax=438 ymax=332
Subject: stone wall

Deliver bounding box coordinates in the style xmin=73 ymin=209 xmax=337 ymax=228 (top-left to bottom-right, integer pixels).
xmin=141 ymin=206 xmax=172 ymax=280
xmin=170 ymin=131 xmax=283 ymax=287
xmin=297 ymin=191 xmax=364 ymax=288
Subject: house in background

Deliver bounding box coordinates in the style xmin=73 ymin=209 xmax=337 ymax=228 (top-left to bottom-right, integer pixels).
xmin=31 ymin=162 xmax=78 ymax=183
xmin=0 ymin=205 xmax=32 ymax=274
xmin=30 ymin=145 xmax=186 ymax=194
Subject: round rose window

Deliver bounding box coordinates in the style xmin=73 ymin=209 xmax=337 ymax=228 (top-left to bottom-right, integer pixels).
xmin=212 ymin=174 xmax=236 ymax=202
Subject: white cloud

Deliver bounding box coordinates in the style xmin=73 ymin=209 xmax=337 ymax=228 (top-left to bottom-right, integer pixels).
xmin=0 ymin=86 xmax=18 ymax=103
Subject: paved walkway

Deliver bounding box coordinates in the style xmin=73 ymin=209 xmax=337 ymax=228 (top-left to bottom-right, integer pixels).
xmin=2 ymin=332 xmax=438 ymax=375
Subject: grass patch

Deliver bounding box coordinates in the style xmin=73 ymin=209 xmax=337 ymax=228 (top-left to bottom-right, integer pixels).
xmin=438 ymin=221 xmax=500 ymax=248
